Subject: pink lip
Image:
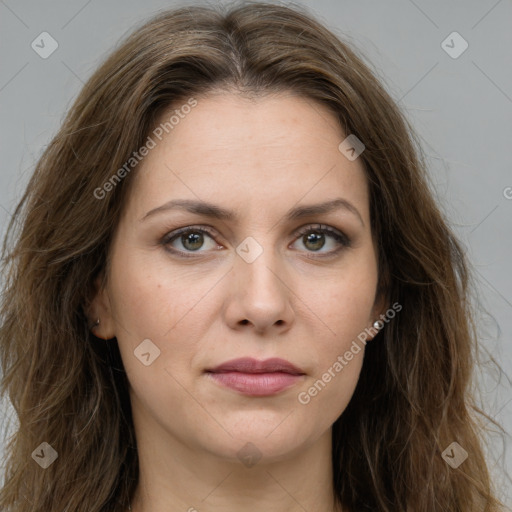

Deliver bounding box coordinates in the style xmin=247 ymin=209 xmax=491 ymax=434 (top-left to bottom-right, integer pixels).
xmin=205 ymin=357 xmax=305 ymax=396
xmin=207 ymin=357 xmax=304 ymax=375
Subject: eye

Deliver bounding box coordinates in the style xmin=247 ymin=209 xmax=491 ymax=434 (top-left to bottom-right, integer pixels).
xmin=160 ymin=223 xmax=351 ymax=258
xmin=291 ymin=224 xmax=351 ymax=257
xmin=161 ymin=225 xmax=221 ymax=257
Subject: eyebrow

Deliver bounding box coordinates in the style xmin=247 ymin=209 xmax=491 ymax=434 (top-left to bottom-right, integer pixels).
xmin=140 ymin=198 xmax=364 ymax=226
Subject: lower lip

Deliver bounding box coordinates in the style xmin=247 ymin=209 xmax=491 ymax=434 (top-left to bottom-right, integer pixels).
xmin=206 ymin=371 xmax=303 ymax=396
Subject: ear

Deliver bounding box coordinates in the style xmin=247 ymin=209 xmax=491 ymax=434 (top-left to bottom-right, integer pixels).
xmin=84 ymin=272 xmax=116 ymax=340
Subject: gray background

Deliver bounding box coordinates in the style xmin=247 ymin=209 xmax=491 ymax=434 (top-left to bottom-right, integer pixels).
xmin=1 ymin=0 xmax=511 ymax=505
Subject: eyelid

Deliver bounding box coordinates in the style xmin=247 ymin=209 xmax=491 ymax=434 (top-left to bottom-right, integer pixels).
xmin=294 ymin=223 xmax=350 ymax=247
xmin=161 ymin=224 xmax=220 ymax=244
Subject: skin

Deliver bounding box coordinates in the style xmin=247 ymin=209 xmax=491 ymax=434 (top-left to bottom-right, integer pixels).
xmin=88 ymin=91 xmax=387 ymax=512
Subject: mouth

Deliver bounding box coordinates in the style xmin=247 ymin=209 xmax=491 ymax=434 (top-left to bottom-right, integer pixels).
xmin=204 ymin=357 xmax=306 ymax=396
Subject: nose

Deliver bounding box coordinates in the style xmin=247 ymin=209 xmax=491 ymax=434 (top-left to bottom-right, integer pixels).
xmin=223 ymin=241 xmax=295 ymax=334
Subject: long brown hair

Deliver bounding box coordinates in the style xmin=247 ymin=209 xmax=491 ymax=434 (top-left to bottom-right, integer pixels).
xmin=0 ymin=2 xmax=507 ymax=510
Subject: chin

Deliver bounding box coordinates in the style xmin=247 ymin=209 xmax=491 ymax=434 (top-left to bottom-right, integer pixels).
xmin=193 ymin=418 xmax=316 ymax=465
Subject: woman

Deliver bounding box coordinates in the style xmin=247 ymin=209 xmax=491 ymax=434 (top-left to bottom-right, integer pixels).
xmin=0 ymin=2 xmax=506 ymax=511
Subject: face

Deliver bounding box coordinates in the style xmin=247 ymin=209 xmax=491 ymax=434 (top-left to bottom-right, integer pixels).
xmin=90 ymin=91 xmax=385 ymax=464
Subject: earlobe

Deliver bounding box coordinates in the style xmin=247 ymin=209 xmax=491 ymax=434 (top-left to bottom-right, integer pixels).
xmin=373 ymin=320 xmax=384 ymax=330
xmin=367 ymin=293 xmax=390 ymax=341
xmin=89 ymin=317 xmax=104 ymax=339
xmin=364 ymin=318 xmax=383 ymax=342
xmin=90 ymin=317 xmax=115 ymax=341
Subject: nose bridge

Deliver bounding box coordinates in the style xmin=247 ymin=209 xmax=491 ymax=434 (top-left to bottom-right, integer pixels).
xmin=235 ymin=232 xmax=282 ymax=294
xmin=230 ymin=230 xmax=294 ymax=322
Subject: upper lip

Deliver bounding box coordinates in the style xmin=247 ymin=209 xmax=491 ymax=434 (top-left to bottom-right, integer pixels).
xmin=206 ymin=357 xmax=305 ymax=375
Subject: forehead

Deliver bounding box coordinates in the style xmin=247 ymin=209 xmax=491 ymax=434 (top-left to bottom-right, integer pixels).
xmin=127 ymin=92 xmax=370 ymax=224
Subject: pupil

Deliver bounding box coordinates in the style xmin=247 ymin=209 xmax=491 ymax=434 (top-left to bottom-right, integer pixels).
xmin=305 ymin=233 xmax=324 ymax=251
xmin=183 ymin=232 xmax=203 ymax=250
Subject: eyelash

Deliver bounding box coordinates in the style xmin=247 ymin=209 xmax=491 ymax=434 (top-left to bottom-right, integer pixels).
xmin=160 ymin=224 xmax=351 ymax=259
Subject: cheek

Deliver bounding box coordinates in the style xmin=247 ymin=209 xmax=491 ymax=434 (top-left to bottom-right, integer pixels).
xmin=109 ymin=250 xmax=205 ymax=337
xmin=298 ymin=353 xmax=364 ymax=414
xmin=294 ymin=281 xmax=370 ymax=425
xmin=293 ymin=255 xmax=377 ymax=406
xmin=300 ymin=265 xmax=378 ymax=349
xmin=108 ymin=251 xmax=220 ymax=384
